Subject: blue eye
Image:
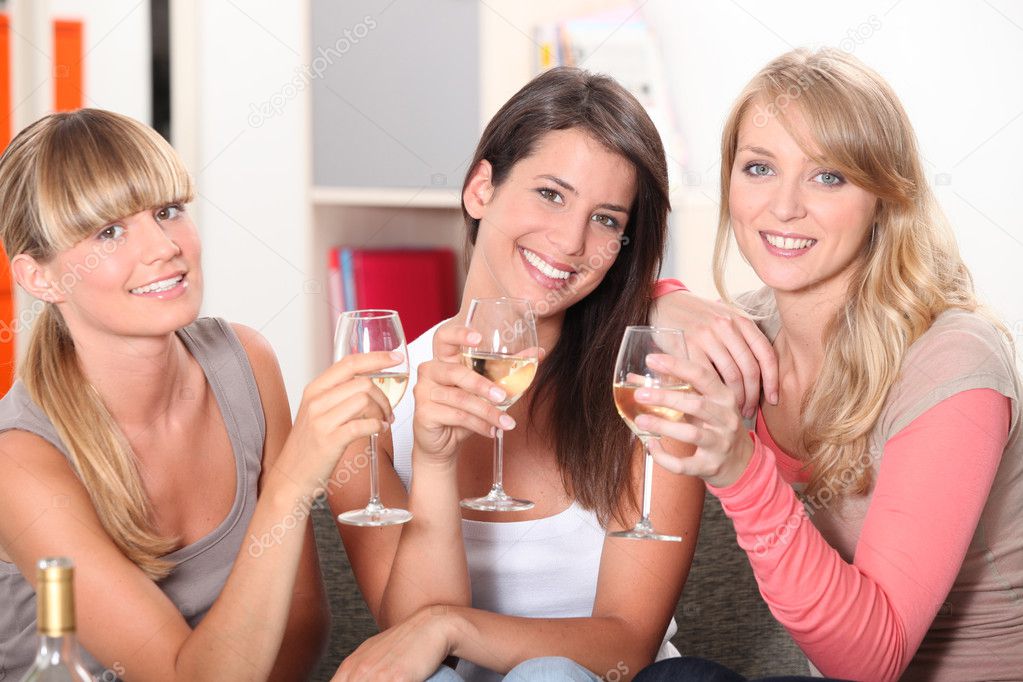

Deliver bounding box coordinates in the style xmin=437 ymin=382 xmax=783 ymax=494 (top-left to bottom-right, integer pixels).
xmin=97 ymin=224 xmax=125 ymax=240
xmin=745 ymin=162 xmax=774 ymax=177
xmin=814 ymin=171 xmax=844 ymax=186
xmin=537 ymin=188 xmax=564 ymax=204
xmin=156 ymin=204 xmax=184 ymax=221
xmin=591 ymin=213 xmax=619 ymax=229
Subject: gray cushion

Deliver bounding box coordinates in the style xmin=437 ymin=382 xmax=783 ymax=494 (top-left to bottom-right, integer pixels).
xmin=309 ymin=492 xmax=808 ymax=680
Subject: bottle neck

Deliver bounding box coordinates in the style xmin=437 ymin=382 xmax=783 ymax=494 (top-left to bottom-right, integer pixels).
xmin=34 ymin=632 xmax=81 ymax=664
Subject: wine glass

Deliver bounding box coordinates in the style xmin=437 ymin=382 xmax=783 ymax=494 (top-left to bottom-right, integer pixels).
xmin=460 ymin=297 xmax=539 ymax=512
xmin=610 ymin=326 xmax=690 ymax=542
xmin=334 ymin=309 xmax=413 ymax=527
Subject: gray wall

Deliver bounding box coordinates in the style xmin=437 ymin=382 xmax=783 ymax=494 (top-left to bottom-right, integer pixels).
xmin=312 ymin=0 xmax=480 ymax=189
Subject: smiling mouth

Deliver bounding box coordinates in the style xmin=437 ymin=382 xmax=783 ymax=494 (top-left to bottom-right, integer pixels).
xmin=761 ymin=232 xmax=817 ymax=251
xmin=519 ymin=247 xmax=576 ymax=280
xmin=130 ymin=274 xmax=186 ymax=295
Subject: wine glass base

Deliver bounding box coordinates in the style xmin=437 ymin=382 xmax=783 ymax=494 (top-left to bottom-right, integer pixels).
xmin=608 ymin=526 xmax=682 ymax=542
xmin=337 ymin=507 xmax=413 ymax=527
xmin=460 ymin=493 xmax=534 ymax=512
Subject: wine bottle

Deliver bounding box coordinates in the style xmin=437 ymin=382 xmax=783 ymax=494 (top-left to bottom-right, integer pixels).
xmin=20 ymin=557 xmax=93 ymax=681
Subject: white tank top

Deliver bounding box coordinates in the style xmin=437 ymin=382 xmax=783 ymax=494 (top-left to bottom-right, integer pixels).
xmin=391 ymin=322 xmax=679 ymax=681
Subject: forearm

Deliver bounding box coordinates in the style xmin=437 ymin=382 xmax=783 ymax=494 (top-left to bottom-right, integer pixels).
xmin=267 ymin=524 xmax=330 ymax=681
xmin=173 ymin=474 xmax=314 ymax=680
xmin=266 ymin=595 xmax=329 ymax=681
xmin=710 ymin=391 xmax=1008 ymax=682
xmin=445 ymin=606 xmax=658 ymax=680
xmin=379 ymin=455 xmax=470 ymax=627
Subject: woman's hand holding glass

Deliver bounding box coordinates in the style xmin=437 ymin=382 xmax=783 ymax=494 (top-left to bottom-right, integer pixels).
xmin=412 ymin=323 xmax=516 ymax=467
xmin=636 ymin=354 xmax=755 ymax=489
xmin=277 ymin=350 xmax=400 ymax=495
xmin=650 ymin=290 xmax=778 ymax=420
xmin=334 ymin=310 xmax=413 ymax=526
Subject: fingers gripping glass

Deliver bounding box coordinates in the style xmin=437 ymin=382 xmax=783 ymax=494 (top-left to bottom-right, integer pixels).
xmin=460 ymin=298 xmax=539 ymax=512
xmin=334 ymin=309 xmax=413 ymax=527
xmin=610 ymin=326 xmax=690 ymax=542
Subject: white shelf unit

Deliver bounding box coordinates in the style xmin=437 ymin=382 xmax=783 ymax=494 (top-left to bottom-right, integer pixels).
xmin=309 ymin=198 xmax=466 ymax=371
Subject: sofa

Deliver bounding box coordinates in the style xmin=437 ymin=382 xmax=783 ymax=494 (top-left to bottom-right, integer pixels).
xmin=308 ymin=490 xmax=808 ymax=680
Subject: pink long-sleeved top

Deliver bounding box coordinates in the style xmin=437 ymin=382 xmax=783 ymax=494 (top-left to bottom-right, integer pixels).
xmin=714 ymin=292 xmax=1023 ymax=681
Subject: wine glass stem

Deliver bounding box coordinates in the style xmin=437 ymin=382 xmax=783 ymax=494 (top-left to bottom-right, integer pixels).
xmin=367 ymin=432 xmax=383 ymax=511
xmin=639 ymin=441 xmax=654 ymax=526
xmin=492 ymin=427 xmax=505 ymax=492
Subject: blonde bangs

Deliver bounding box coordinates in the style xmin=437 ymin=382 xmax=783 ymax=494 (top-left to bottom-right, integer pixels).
xmin=35 ymin=110 xmax=193 ymax=251
xmin=744 ymin=50 xmax=918 ymax=210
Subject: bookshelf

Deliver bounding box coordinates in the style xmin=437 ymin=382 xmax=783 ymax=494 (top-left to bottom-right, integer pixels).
xmin=305 ymin=0 xmax=631 ymax=378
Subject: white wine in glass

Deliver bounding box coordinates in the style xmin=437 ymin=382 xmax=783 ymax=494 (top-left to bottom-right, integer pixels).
xmin=460 ymin=297 xmax=539 ymax=512
xmin=334 ymin=309 xmax=413 ymax=527
xmin=609 ymin=326 xmax=690 ymax=542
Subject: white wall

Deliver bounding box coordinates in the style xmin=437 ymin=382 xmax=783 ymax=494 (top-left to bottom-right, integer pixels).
xmin=641 ymin=0 xmax=1023 ymax=343
xmin=183 ymin=0 xmax=314 ymax=406
xmin=7 ymin=1 xmax=1019 ymax=402
xmin=13 ymin=0 xmax=152 ymax=122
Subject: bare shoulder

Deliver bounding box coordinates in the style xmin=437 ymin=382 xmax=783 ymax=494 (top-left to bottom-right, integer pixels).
xmin=227 ymin=324 xmax=292 ymax=471
xmin=228 ymin=322 xmax=288 ymax=401
xmin=0 ymin=427 xmax=75 ymax=476
xmin=229 ymin=322 xmax=280 ymax=376
xmin=0 ymin=428 xmax=97 ymax=560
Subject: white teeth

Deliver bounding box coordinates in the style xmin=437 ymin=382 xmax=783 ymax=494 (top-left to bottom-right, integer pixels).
xmin=764 ymin=234 xmax=816 ymax=250
xmin=522 ymin=248 xmax=573 ymax=279
xmin=131 ymin=275 xmax=184 ymax=294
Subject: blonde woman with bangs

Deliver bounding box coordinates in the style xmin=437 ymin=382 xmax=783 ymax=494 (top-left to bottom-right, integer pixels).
xmin=0 ymin=109 xmax=401 ymax=680
xmin=634 ymin=49 xmax=1022 ymax=681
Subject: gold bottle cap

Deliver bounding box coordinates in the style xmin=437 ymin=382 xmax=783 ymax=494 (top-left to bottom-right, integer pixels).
xmin=36 ymin=557 xmax=76 ymax=637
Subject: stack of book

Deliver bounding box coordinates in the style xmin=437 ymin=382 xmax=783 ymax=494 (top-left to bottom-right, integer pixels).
xmin=327 ymin=247 xmax=458 ymax=344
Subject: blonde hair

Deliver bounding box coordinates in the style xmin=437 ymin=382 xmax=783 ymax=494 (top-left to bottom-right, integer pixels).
xmin=0 ymin=109 xmax=194 ymax=579
xmin=715 ymin=48 xmax=983 ymax=498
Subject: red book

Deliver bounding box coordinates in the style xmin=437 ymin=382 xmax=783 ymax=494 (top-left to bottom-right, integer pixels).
xmin=326 ymin=247 xmax=345 ymax=335
xmin=350 ymin=249 xmax=457 ymax=342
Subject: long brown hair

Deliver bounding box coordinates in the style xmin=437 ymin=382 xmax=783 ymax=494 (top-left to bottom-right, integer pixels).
xmin=0 ymin=109 xmax=194 ymax=579
xmin=462 ymin=67 xmax=670 ymax=525
xmin=715 ymin=49 xmax=985 ymax=498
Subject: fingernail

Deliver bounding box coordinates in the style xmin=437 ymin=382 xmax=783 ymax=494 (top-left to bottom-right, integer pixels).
xmin=499 ymin=414 xmax=516 ymax=430
xmin=489 ymin=386 xmax=507 ymax=402
xmin=635 ymin=389 xmax=652 ymax=401
xmin=770 ymin=392 xmax=779 ymax=405
xmin=389 ymin=351 xmax=404 ymax=361
xmin=381 ymin=420 xmax=391 ymax=431
xmin=467 ymin=332 xmax=482 ymax=344
xmin=389 ymin=413 xmax=395 ymax=423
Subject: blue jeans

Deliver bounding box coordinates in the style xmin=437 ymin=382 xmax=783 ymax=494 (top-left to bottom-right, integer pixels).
xmin=427 ymin=656 xmax=600 ymax=681
xmin=633 ymin=657 xmax=849 ymax=682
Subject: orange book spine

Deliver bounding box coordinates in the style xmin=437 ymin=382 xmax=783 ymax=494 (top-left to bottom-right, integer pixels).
xmin=0 ymin=13 xmax=12 ymax=392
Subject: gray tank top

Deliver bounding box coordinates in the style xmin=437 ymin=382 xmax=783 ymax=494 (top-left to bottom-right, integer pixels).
xmin=0 ymin=318 xmax=265 ymax=680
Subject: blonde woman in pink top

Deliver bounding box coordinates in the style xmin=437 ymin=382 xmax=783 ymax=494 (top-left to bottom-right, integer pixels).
xmin=634 ymin=49 xmax=1022 ymax=681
